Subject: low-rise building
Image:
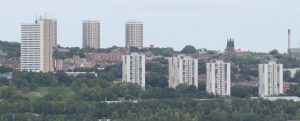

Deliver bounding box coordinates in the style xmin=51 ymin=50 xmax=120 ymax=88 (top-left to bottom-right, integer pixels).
xmin=65 ymin=72 xmax=97 ymax=77
xmin=62 ymin=56 xmax=96 ymax=71
xmin=0 ymin=57 xmax=20 ymax=70
xmin=85 ymin=48 xmax=129 ymax=62
xmin=284 ymin=68 xmax=300 ymax=78
xmin=0 ymin=72 xmax=13 ymax=79
xmin=283 ymin=82 xmax=298 ymax=93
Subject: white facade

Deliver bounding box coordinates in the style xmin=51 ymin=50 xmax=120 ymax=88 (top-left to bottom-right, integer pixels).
xmin=259 ymin=61 xmax=283 ymax=97
xmin=206 ymin=61 xmax=231 ymax=96
xmin=284 ymin=68 xmax=300 ymax=78
xmin=125 ymin=21 xmax=143 ymax=48
xmin=82 ymin=20 xmax=100 ymax=48
xmin=122 ymin=53 xmax=145 ymax=88
xmin=168 ymin=55 xmax=198 ymax=88
xmin=21 ymin=18 xmax=56 ymax=72
xmin=21 ymin=23 xmax=43 ymax=72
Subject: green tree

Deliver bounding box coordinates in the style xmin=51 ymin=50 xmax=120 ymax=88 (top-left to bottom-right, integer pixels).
xmin=0 ymin=66 xmax=13 ymax=73
xmin=130 ymin=47 xmax=139 ymax=52
xmin=181 ymin=45 xmax=197 ymax=54
xmin=269 ymin=49 xmax=279 ymax=55
xmin=231 ymin=86 xmax=258 ymax=98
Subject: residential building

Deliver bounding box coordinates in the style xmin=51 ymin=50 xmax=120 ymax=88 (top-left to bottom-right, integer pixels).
xmin=122 ymin=53 xmax=145 ymax=88
xmin=54 ymin=59 xmax=64 ymax=71
xmin=284 ymin=68 xmax=300 ymax=78
xmin=206 ymin=61 xmax=231 ymax=96
xmin=63 ymin=55 xmax=96 ymax=71
xmin=251 ymin=96 xmax=300 ymax=102
xmin=82 ymin=20 xmax=100 ymax=48
xmin=259 ymin=61 xmax=283 ymax=97
xmin=125 ymin=21 xmax=143 ymax=48
xmin=283 ymin=82 xmax=298 ymax=93
xmin=21 ymin=17 xmax=56 ymax=72
xmin=65 ymin=72 xmax=97 ymax=77
xmin=85 ymin=48 xmax=129 ymax=62
xmin=168 ymin=55 xmax=198 ymax=88
xmin=0 ymin=57 xmax=20 ymax=70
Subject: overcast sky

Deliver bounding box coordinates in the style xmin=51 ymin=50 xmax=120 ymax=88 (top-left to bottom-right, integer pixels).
xmin=1 ymin=0 xmax=300 ymax=52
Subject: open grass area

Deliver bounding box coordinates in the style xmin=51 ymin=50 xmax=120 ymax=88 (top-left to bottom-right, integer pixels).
xmin=37 ymin=87 xmax=48 ymax=95
xmin=23 ymin=92 xmax=40 ymax=101
xmin=22 ymin=86 xmax=75 ymax=101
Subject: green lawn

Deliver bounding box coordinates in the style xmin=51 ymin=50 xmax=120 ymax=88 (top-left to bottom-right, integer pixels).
xmin=22 ymin=86 xmax=75 ymax=101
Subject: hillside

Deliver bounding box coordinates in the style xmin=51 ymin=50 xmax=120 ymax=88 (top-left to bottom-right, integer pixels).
xmin=0 ymin=40 xmax=20 ymax=57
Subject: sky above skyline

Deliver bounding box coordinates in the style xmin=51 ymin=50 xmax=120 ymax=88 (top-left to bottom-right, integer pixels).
xmin=1 ymin=0 xmax=300 ymax=52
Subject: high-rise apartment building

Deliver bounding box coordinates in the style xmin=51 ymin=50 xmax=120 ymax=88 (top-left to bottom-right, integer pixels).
xmin=258 ymin=61 xmax=283 ymax=97
xmin=21 ymin=17 xmax=56 ymax=72
xmin=122 ymin=53 xmax=145 ymax=88
xmin=45 ymin=19 xmax=57 ymax=48
xmin=82 ymin=20 xmax=100 ymax=48
xmin=125 ymin=21 xmax=143 ymax=48
xmin=206 ymin=61 xmax=231 ymax=96
xmin=168 ymin=55 xmax=198 ymax=88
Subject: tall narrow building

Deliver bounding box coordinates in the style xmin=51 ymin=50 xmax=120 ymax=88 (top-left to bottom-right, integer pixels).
xmin=206 ymin=61 xmax=231 ymax=96
xmin=21 ymin=17 xmax=56 ymax=72
xmin=82 ymin=20 xmax=100 ymax=48
xmin=168 ymin=55 xmax=198 ymax=88
xmin=258 ymin=61 xmax=283 ymax=97
xmin=45 ymin=19 xmax=57 ymax=48
xmin=122 ymin=53 xmax=145 ymax=88
xmin=125 ymin=21 xmax=143 ymax=48
xmin=225 ymin=38 xmax=235 ymax=56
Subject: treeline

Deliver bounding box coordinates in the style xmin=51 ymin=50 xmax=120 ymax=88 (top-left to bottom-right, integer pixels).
xmin=0 ymin=97 xmax=299 ymax=121
xmin=0 ymin=66 xmax=298 ymax=120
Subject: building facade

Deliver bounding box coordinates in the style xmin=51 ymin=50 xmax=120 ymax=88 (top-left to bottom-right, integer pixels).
xmin=284 ymin=68 xmax=300 ymax=78
xmin=259 ymin=61 xmax=283 ymax=97
xmin=82 ymin=20 xmax=100 ymax=48
xmin=21 ymin=18 xmax=56 ymax=72
xmin=206 ymin=61 xmax=231 ymax=96
xmin=168 ymin=55 xmax=198 ymax=88
xmin=122 ymin=53 xmax=145 ymax=88
xmin=125 ymin=21 xmax=143 ymax=48
xmin=85 ymin=48 xmax=129 ymax=62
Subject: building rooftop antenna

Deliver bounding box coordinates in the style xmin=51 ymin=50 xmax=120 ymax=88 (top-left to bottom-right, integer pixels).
xmin=35 ymin=12 xmax=38 ymax=23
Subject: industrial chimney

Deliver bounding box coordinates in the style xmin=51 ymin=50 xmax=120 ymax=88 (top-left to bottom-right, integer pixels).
xmin=288 ymin=29 xmax=291 ymax=49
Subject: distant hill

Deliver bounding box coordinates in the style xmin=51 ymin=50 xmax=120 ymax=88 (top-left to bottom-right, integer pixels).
xmin=0 ymin=40 xmax=20 ymax=57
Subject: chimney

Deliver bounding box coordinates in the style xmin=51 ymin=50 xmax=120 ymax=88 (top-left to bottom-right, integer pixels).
xmin=288 ymin=29 xmax=291 ymax=49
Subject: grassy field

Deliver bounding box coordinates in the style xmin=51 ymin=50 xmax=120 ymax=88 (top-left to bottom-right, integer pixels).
xmin=23 ymin=86 xmax=75 ymax=101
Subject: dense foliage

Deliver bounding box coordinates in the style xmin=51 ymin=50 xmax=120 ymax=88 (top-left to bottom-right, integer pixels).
xmin=54 ymin=47 xmax=85 ymax=59
xmin=225 ymin=55 xmax=260 ymax=81
xmin=140 ymin=47 xmax=175 ymax=56
xmin=2 ymin=42 xmax=300 ymax=120
xmin=0 ymin=40 xmax=20 ymax=57
xmin=0 ymin=76 xmax=299 ymax=120
xmin=181 ymin=45 xmax=197 ymax=54
xmin=0 ymin=66 xmax=298 ymax=121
